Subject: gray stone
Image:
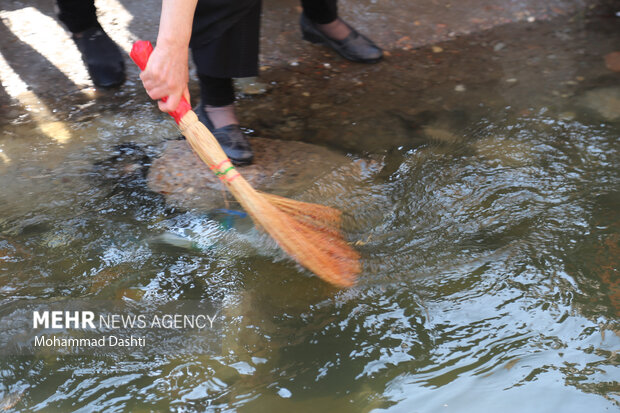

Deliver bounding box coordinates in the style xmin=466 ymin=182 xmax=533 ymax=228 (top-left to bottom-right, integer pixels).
xmin=147 ymin=137 xmax=355 ymax=210
xmin=577 ymin=87 xmax=620 ymax=122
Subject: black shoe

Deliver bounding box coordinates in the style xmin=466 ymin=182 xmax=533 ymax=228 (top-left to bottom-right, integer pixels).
xmin=195 ymin=102 xmax=254 ymax=166
xmin=300 ymin=14 xmax=383 ymax=63
xmin=73 ymin=25 xmax=125 ymax=88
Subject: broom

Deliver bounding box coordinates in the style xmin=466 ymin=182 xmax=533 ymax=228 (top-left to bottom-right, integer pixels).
xmin=130 ymin=41 xmax=360 ymax=287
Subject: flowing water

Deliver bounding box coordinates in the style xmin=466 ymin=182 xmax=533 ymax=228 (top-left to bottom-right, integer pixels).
xmin=1 ymin=2 xmax=619 ymax=412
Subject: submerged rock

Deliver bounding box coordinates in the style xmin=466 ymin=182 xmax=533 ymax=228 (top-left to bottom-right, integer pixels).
xmin=93 ymin=143 xmax=150 ymax=186
xmin=95 ymin=136 xmax=383 ymax=229
xmin=473 ymin=136 xmax=535 ymax=167
xmin=577 ymin=86 xmax=620 ymax=122
xmin=604 ymin=51 xmax=620 ymax=72
xmin=146 ymin=137 xmax=356 ymax=210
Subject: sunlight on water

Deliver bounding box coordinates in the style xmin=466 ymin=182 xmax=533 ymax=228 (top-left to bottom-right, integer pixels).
xmin=2 ymin=104 xmax=618 ymax=411
xmin=1 ymin=3 xmax=619 ymax=412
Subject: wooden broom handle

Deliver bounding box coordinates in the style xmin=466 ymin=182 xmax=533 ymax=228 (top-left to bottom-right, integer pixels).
xmin=130 ymin=40 xmax=243 ymax=182
xmin=129 ymin=41 xmax=192 ymax=125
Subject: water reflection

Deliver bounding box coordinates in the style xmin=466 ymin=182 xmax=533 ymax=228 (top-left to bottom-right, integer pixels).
xmin=1 ymin=4 xmax=620 ymax=413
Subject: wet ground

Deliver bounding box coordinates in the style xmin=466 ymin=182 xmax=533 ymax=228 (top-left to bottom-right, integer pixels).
xmin=1 ymin=0 xmax=620 ymax=412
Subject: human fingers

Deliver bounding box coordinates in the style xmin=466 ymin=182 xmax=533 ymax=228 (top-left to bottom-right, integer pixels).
xmin=182 ymin=86 xmax=190 ymax=104
xmin=157 ymin=92 xmax=182 ymax=113
xmin=139 ymin=46 xmax=189 ymax=112
xmin=139 ymin=71 xmax=181 ymax=102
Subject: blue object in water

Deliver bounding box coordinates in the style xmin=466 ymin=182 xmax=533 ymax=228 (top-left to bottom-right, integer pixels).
xmin=210 ymin=208 xmax=248 ymax=230
xmin=211 ymin=208 xmax=248 ymax=218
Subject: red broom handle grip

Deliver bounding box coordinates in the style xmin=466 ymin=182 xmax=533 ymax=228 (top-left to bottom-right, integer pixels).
xmin=129 ymin=40 xmax=192 ymax=125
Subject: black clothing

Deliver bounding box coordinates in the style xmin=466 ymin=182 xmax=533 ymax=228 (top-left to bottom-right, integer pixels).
xmin=198 ymin=75 xmax=235 ymax=107
xmin=190 ymin=0 xmax=338 ymax=78
xmin=72 ymin=26 xmax=126 ymax=88
xmin=57 ymin=0 xmax=340 ymax=93
xmin=300 ymin=0 xmax=338 ymax=24
xmin=191 ymin=0 xmax=262 ymax=78
xmin=190 ymin=0 xmax=261 ymax=48
xmin=56 ymin=0 xmax=98 ymax=33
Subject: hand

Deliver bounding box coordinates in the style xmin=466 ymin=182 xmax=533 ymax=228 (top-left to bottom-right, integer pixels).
xmin=139 ymin=43 xmax=191 ymax=113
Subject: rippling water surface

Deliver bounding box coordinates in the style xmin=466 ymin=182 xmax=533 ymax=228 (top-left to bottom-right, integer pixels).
xmin=1 ymin=7 xmax=619 ymax=413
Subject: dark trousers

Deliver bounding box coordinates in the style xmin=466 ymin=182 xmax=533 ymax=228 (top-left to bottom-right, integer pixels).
xmin=192 ymin=0 xmax=338 ymax=78
xmin=56 ymin=0 xmax=98 ymax=33
xmin=191 ymin=0 xmax=263 ymax=79
xmin=195 ymin=0 xmax=338 ymax=106
xmin=300 ymin=0 xmax=338 ymax=24
xmin=57 ymin=0 xmax=339 ymax=105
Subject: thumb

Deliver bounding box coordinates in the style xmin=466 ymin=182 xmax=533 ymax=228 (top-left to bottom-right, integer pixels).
xmin=182 ymin=86 xmax=190 ymax=104
xmin=158 ymin=92 xmax=181 ymax=113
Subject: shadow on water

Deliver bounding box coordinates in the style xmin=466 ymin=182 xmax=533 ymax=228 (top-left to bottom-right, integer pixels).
xmin=0 ymin=1 xmax=620 ymax=413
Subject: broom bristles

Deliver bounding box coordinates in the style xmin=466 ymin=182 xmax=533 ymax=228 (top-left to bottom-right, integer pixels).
xmin=178 ymin=111 xmax=360 ymax=287
xmin=260 ymin=192 xmax=342 ymax=226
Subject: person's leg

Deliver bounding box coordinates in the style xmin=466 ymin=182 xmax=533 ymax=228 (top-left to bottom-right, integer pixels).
xmin=57 ymin=0 xmax=98 ymax=33
xmin=300 ymin=0 xmax=338 ymax=24
xmin=300 ymin=0 xmax=350 ymax=40
xmin=198 ymin=75 xmax=237 ymax=128
xmin=56 ymin=0 xmax=125 ymax=88
xmin=300 ymin=0 xmax=383 ymax=63
xmin=191 ymin=71 xmax=253 ymax=165
xmin=190 ymin=0 xmax=262 ymax=165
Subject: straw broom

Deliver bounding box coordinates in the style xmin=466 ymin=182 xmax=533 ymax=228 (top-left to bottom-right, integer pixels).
xmin=130 ymin=41 xmax=360 ymax=287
